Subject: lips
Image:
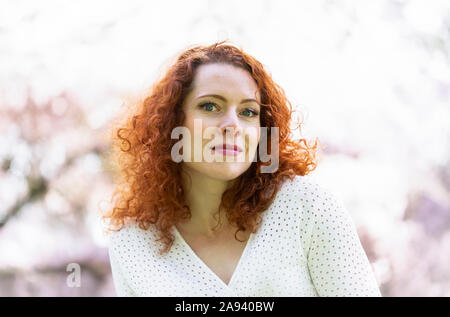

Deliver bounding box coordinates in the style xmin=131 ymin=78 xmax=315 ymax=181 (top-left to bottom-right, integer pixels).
xmin=211 ymin=144 xmax=243 ymax=152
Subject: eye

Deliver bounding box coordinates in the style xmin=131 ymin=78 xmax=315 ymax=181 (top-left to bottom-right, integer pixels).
xmin=241 ymin=108 xmax=259 ymax=117
xmin=199 ymin=102 xmax=219 ymax=112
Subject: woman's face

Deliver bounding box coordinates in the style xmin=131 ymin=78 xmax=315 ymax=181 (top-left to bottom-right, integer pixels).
xmin=179 ymin=63 xmax=261 ymax=181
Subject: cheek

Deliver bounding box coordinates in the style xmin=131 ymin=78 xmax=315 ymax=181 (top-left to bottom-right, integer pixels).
xmin=245 ymin=128 xmax=260 ymax=152
xmin=183 ymin=112 xmax=202 ymax=135
xmin=255 ymin=131 xmax=260 ymax=149
xmin=183 ymin=118 xmax=216 ymax=148
xmin=183 ymin=111 xmax=196 ymax=130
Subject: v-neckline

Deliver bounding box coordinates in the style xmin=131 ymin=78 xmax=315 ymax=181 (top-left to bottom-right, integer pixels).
xmin=173 ymin=225 xmax=255 ymax=289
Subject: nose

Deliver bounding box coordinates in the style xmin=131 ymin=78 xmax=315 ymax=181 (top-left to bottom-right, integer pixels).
xmin=219 ymin=109 xmax=242 ymax=139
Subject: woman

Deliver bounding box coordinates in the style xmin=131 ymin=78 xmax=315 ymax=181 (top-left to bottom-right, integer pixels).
xmin=103 ymin=41 xmax=381 ymax=297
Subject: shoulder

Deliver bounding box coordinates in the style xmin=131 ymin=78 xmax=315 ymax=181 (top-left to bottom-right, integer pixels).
xmin=108 ymin=220 xmax=139 ymax=246
xmin=280 ymin=174 xmax=352 ymax=223
xmin=108 ymin=220 xmax=159 ymax=256
xmin=272 ymin=174 xmax=342 ymax=227
xmin=277 ymin=174 xmax=338 ymax=206
xmin=275 ymin=174 xmax=353 ymax=251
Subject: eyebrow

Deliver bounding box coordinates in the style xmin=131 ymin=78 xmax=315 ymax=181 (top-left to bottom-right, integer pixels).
xmin=196 ymin=94 xmax=260 ymax=106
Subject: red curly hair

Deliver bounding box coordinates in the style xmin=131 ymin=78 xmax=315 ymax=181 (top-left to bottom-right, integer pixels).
xmin=101 ymin=40 xmax=322 ymax=255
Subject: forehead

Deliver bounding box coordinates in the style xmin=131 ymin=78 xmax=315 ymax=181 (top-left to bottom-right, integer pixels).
xmin=187 ymin=63 xmax=260 ymax=101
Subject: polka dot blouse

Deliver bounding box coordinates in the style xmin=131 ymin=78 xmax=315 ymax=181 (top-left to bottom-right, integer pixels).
xmin=108 ymin=174 xmax=382 ymax=297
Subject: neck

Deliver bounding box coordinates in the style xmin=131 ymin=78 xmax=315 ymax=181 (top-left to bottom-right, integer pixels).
xmin=179 ymin=165 xmax=235 ymax=237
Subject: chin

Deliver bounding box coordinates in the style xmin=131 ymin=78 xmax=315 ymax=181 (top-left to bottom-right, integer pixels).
xmin=183 ymin=161 xmax=252 ymax=182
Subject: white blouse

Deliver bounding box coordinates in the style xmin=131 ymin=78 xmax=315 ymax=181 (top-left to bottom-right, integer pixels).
xmin=108 ymin=174 xmax=382 ymax=297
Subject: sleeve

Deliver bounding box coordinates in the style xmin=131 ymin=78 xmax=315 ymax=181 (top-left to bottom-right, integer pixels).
xmin=306 ymin=185 xmax=382 ymax=297
xmin=108 ymin=237 xmax=137 ymax=297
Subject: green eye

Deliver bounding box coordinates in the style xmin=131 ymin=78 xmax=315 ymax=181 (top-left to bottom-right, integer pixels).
xmin=199 ymin=102 xmax=218 ymax=112
xmin=242 ymin=108 xmax=259 ymax=117
xmin=199 ymin=102 xmax=259 ymax=117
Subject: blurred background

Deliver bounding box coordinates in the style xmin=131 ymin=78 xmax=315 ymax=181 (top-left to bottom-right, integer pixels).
xmin=0 ymin=0 xmax=449 ymax=296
